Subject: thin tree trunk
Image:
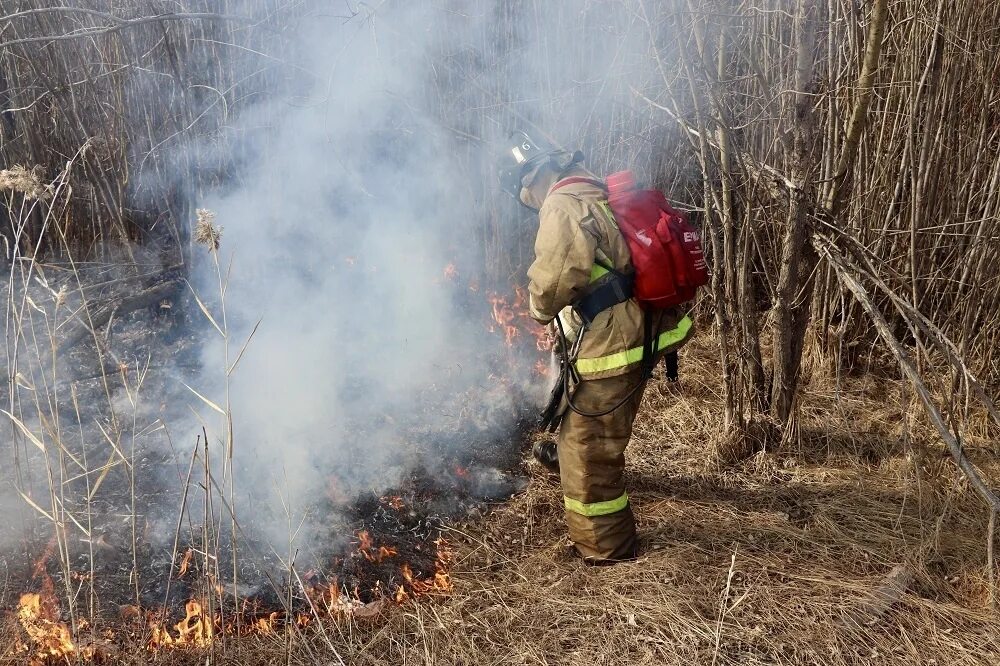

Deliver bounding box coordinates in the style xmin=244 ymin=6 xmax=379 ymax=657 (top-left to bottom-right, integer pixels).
xmin=770 ymin=0 xmax=818 ymax=427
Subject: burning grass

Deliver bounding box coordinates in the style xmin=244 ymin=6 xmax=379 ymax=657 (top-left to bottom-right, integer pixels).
xmin=7 ymin=495 xmax=460 ymax=664
xmin=5 ymin=335 xmax=1000 ymax=665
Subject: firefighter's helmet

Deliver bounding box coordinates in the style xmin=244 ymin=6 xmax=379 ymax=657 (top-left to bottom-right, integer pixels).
xmin=497 ymin=130 xmax=560 ymax=199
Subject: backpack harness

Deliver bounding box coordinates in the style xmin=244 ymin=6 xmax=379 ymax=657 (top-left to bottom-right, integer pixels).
xmin=538 ymin=172 xmax=708 ymax=428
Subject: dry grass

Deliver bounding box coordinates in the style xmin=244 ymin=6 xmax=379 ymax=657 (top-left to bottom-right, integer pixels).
xmin=0 ymin=165 xmax=51 ymax=201
xmin=14 ymin=333 xmax=988 ymax=666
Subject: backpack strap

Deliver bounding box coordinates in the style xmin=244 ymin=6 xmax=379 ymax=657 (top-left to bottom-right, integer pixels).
xmin=551 ymin=177 xmax=631 ymax=325
xmin=574 ymin=268 xmax=634 ymax=326
xmin=550 ymin=176 xmax=607 ymax=193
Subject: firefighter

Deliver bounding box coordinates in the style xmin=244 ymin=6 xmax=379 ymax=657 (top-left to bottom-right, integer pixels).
xmin=498 ymin=130 xmax=694 ymax=563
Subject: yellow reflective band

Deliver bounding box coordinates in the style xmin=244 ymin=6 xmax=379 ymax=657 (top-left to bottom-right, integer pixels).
xmin=574 ymin=316 xmax=693 ymax=375
xmin=564 ymin=493 xmax=629 ymax=517
xmin=596 ymin=200 xmax=619 ymax=229
xmin=590 ymin=263 xmax=609 ymax=282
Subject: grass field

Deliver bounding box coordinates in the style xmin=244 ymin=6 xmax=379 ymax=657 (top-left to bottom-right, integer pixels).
xmin=9 ymin=333 xmax=992 ymax=665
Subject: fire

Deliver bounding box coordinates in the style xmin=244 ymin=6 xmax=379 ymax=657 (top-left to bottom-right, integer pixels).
xmin=177 ymin=548 xmax=193 ymax=577
xmin=488 ymin=293 xmax=520 ymax=346
xmin=443 ymin=263 xmax=458 ymax=280
xmin=253 ymin=612 xmax=280 ymax=635
xmin=383 ymin=495 xmax=406 ymax=510
xmin=488 ymin=286 xmax=554 ymax=352
xmin=326 ymin=477 xmax=349 ymax=504
xmin=17 ymin=592 xmax=86 ymax=661
xmin=149 ymin=599 xmax=215 ymax=649
xmin=18 ymin=531 xmax=454 ymax=657
xmin=393 ymin=537 xmax=454 ymax=602
xmin=355 ymin=530 xmax=398 ymax=563
xmin=16 ymin=542 xmax=98 ymax=663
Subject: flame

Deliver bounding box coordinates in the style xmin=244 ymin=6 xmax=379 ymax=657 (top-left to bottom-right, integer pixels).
xmin=17 ymin=592 xmax=84 ymax=661
xmin=487 ymin=286 xmax=554 ymax=352
xmin=150 ymin=599 xmax=215 ymax=649
xmin=355 ymin=530 xmax=398 ymax=563
xmin=443 ymin=263 xmax=458 ymax=280
xmin=18 ymin=533 xmax=455 ymax=657
xmin=326 ymin=477 xmax=349 ymax=504
xmin=488 ymin=293 xmax=520 ymax=346
xmin=177 ymin=548 xmax=193 ymax=578
xmin=254 ymin=612 xmax=280 ymax=635
xmin=393 ymin=537 xmax=454 ymax=602
xmin=14 ymin=533 xmax=457 ymax=658
xmin=16 ymin=541 xmax=97 ymax=662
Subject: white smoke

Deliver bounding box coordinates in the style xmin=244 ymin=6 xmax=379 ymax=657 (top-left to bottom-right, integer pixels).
xmin=165 ymin=0 xmax=683 ymax=552
xmin=179 ymin=3 xmax=528 ymax=550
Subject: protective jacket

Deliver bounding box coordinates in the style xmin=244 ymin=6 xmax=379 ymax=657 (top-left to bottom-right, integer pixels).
xmin=526 ymin=171 xmax=694 ymax=378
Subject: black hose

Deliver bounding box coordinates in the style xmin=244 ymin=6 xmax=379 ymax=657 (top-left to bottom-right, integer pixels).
xmin=555 ymin=312 xmax=655 ymax=418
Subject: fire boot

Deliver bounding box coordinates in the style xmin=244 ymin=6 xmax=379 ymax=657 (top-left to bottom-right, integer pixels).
xmin=580 ymin=540 xmax=638 ymax=566
xmin=532 ymin=440 xmax=559 ymax=472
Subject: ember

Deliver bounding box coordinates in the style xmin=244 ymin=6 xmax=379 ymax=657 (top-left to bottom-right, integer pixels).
xmin=383 ymin=495 xmax=406 ymax=510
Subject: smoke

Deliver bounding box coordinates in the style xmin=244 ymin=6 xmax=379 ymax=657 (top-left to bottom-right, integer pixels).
xmin=161 ymin=1 xmax=681 ymax=553
xmin=176 ymin=3 xmax=524 ymax=552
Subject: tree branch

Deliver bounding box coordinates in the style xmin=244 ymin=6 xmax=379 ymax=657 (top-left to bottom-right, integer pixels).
xmin=815 ymin=234 xmax=1000 ymax=513
xmin=823 ymin=0 xmax=890 ymax=213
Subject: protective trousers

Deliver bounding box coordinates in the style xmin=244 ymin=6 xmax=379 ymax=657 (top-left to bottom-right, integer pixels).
xmin=558 ymin=367 xmax=645 ymax=561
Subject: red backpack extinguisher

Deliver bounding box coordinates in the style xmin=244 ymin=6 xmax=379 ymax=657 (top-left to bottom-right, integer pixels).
xmin=604 ymin=171 xmax=708 ymax=308
xmin=553 ymin=171 xmax=709 ymax=309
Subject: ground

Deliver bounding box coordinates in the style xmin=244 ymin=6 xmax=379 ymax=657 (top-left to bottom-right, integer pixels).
xmin=4 ymin=333 xmax=999 ymax=665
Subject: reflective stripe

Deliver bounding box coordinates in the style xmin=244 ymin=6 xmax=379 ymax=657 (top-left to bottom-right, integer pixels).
xmin=589 ymin=201 xmax=616 ymax=283
xmin=564 ymin=493 xmax=629 ymax=517
xmin=595 ymin=200 xmax=619 ymax=229
xmin=574 ymin=316 xmax=693 ymax=375
xmin=590 ymin=263 xmax=609 ymax=282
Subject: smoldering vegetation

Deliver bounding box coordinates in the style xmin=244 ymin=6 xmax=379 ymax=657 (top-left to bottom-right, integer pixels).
xmin=1 ymin=0 xmax=679 ymax=621
xmin=2 ymin=0 xmax=1000 ymax=664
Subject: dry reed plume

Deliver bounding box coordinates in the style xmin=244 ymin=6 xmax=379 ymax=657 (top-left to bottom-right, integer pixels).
xmin=0 ymin=165 xmax=51 ymax=200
